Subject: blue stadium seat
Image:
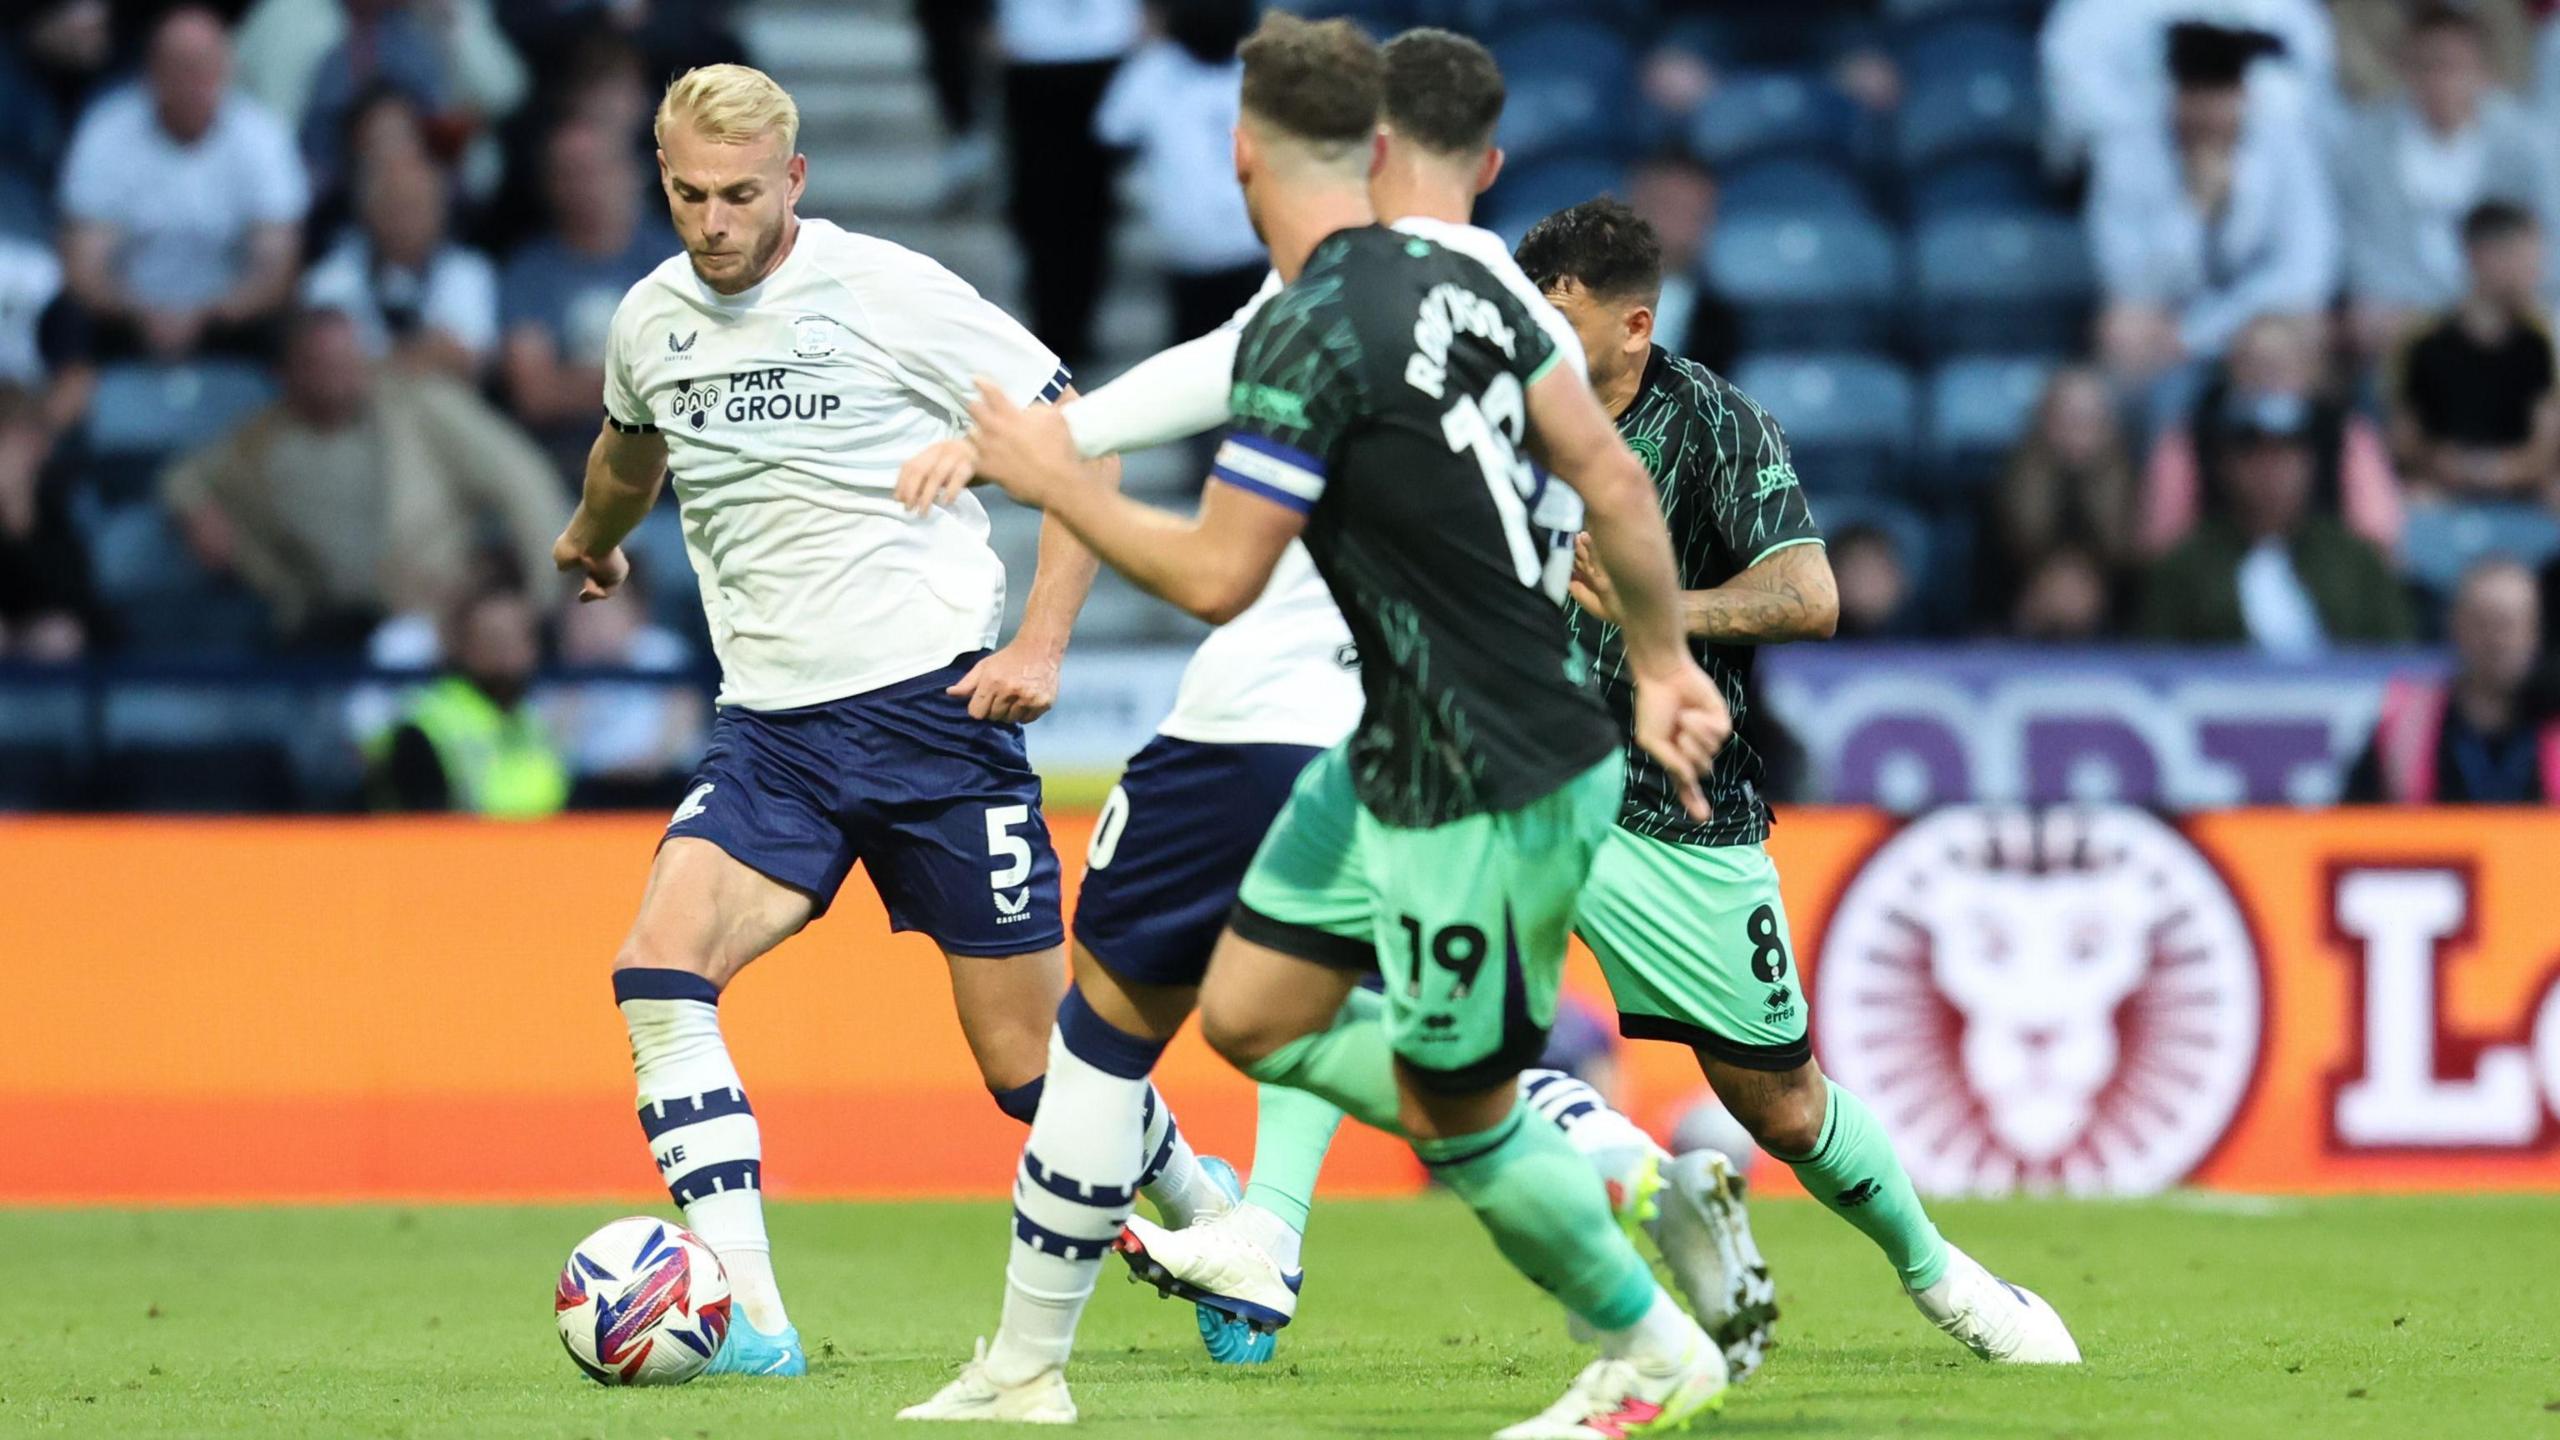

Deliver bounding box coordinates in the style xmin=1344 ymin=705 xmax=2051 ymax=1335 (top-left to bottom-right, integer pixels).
xmin=1484 ymin=154 xmax=1629 ymax=246
xmin=1708 ymin=211 xmax=1902 ymax=351
xmin=84 ymin=504 xmax=271 ymax=656
xmin=1659 ymin=13 xmax=1872 ymax=71
xmin=1490 ymin=22 xmax=1636 ymax=166
xmin=0 ymin=170 xmax=50 ymax=243
xmin=1893 ymin=23 xmax=2040 ymax=169
xmin=1717 ymin=156 xmax=1876 ymax=222
xmin=1732 ymin=353 xmax=1916 ymax=495
xmin=1459 ymin=0 xmax=1655 ymax=40
xmin=1903 ymin=154 xmax=2047 ymax=221
xmin=96 ymin=741 xmax=299 ymax=813
xmin=1883 ymin=0 xmax=2048 ymax=24
xmin=2400 ymin=503 xmax=2560 ymax=600
xmin=1923 ymin=355 xmax=2055 ymax=495
xmin=1686 ymin=70 xmax=1860 ymax=168
xmin=1910 ymin=212 xmax=2091 ymax=356
xmin=86 ymin=361 xmax=278 ymax=504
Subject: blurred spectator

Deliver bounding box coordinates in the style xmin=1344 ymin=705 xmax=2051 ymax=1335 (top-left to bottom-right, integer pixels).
xmin=1627 ymin=150 xmax=1737 ymax=376
xmin=1098 ymin=0 xmax=1263 ymax=347
xmin=1831 ymin=523 xmax=1915 ymax=638
xmin=2136 ymin=393 xmax=2413 ymax=650
xmin=2144 ymin=313 xmax=2404 ymax=555
xmin=2090 ymin=22 xmax=2338 ymax=384
xmin=2334 ymin=5 xmax=2558 ymax=356
xmin=370 ymin=584 xmax=568 ymax=816
xmin=540 ymin=569 xmax=704 ymax=806
xmin=2389 ymin=201 xmax=2560 ymax=501
xmin=2541 ymin=10 xmax=2560 ymax=128
xmin=2334 ymin=0 xmax=2537 ymax=103
xmin=0 ymin=385 xmax=89 ymax=662
xmin=1641 ymin=2 xmax=1902 ymax=121
xmin=54 ymin=6 xmax=308 ymax=363
xmin=233 ymin=0 xmax=526 ymax=196
xmin=2346 ymin=559 xmax=2554 ymax=802
xmin=915 ymin=0 xmax=996 ymax=209
xmin=492 ymin=0 xmax=744 ymax=83
xmin=0 ymin=1 xmax=113 ymax=215
xmin=479 ymin=28 xmax=650 ymax=254
xmin=303 ymin=148 xmax=500 ymax=380
xmin=501 ymin=118 xmax=670 ymax=475
xmin=996 ymin=0 xmax=1140 ymax=372
xmin=2042 ymin=0 xmax=2336 ymax=175
xmin=1989 ymin=367 xmax=2140 ymax=640
xmin=161 ymin=308 xmax=561 ymax=648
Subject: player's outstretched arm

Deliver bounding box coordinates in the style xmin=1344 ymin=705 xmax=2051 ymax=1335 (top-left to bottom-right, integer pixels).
xmin=552 ymin=421 xmax=667 ymax=602
xmin=949 ymin=388 xmax=1121 ymax=724
xmin=1525 ymin=362 xmax=1730 ymax=818
xmin=1571 ymin=534 xmax=1839 ymax=643
xmin=965 ymin=379 xmax=1299 ymax=625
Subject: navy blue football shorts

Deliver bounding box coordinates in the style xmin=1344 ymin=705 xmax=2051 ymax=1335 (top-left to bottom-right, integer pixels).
xmin=663 ymin=652 xmax=1064 ymax=956
xmin=1071 ymin=734 xmax=1325 ymax=987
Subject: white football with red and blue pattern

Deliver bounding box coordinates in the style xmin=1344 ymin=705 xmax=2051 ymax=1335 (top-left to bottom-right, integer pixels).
xmin=554 ymin=1216 xmax=732 ymax=1385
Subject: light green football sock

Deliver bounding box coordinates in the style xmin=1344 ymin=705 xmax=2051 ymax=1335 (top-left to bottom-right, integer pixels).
xmin=1776 ymin=1080 xmax=1950 ymax=1291
xmin=1241 ymin=987 xmax=1403 ymax=1137
xmin=1241 ymin=1083 xmax=1346 ymax=1233
xmin=1414 ymin=1102 xmax=1659 ymax=1332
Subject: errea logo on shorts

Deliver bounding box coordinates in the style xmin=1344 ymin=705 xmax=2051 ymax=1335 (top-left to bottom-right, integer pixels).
xmin=985 ymin=806 xmax=1035 ymax=924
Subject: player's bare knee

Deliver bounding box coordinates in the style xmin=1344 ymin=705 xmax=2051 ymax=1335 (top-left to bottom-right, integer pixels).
xmin=1201 ymin=1002 xmax=1286 ymax=1074
xmin=1733 ymin=1071 xmax=1827 ymax=1158
xmin=610 ymin=933 xmax=724 ymax=986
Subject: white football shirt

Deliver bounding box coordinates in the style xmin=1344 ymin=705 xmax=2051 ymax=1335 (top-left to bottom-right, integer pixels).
xmin=604 ymin=219 xmax=1066 ymax=712
xmin=1118 ymin=219 xmax=1589 ymax=750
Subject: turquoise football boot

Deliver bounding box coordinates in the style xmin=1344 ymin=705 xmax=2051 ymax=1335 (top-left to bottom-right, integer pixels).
xmin=705 ymin=1315 xmax=807 ymax=1377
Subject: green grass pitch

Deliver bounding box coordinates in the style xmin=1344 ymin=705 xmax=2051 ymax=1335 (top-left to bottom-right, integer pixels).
xmin=5 ymin=1193 xmax=2557 ymax=1438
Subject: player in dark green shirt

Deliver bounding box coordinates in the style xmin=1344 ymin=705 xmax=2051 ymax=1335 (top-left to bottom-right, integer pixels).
xmin=1516 ymin=197 xmax=2081 ymax=1373
xmin=942 ymin=16 xmax=1739 ymax=1435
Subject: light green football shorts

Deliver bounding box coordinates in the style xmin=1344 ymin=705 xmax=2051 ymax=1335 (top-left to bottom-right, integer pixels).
xmin=1232 ymin=742 xmax=1624 ymax=1093
xmin=1574 ymin=827 xmax=1809 ymax=1071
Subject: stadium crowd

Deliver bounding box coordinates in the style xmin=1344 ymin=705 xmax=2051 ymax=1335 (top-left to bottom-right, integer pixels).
xmin=2 ymin=0 xmax=2558 ymax=813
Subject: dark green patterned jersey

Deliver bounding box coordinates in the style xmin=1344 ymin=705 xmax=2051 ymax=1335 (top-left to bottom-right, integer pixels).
xmin=1217 ymin=225 xmax=1617 ymax=827
xmin=1568 ymin=347 xmax=1823 ymax=848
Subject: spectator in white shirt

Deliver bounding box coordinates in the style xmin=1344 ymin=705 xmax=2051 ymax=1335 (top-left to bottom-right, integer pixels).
xmin=1096 ymin=0 xmax=1264 ymax=346
xmin=2041 ymin=0 xmax=2335 ymax=175
xmin=54 ymin=6 xmax=308 ymax=362
xmin=2334 ymin=5 xmax=2558 ymax=358
xmin=303 ymin=149 xmax=500 ymax=382
xmin=2089 ymin=23 xmax=2339 ymax=388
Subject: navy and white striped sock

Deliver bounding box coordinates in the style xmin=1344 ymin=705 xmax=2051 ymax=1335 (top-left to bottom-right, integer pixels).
xmin=614 ymin=968 xmax=789 ymax=1332
xmin=985 ymin=988 xmax=1169 ymax=1385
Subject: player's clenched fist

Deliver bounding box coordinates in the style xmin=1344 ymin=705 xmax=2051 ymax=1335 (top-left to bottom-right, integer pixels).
xmin=553 ymin=534 xmax=629 ymax=603
xmin=947 ymin=640 xmax=1063 ymax=724
xmin=1632 ymin=662 xmax=1730 ymax=822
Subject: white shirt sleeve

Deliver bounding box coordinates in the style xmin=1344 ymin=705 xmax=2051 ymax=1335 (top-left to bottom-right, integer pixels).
xmin=55 ymin=97 xmax=124 ymax=222
xmin=1093 ymin=45 xmax=1155 ymax=148
xmin=601 ymin=289 xmax=651 ymax=430
xmin=844 ymin=242 xmax=1065 ymax=421
xmin=235 ymin=102 xmax=312 ymax=224
xmin=1064 ymin=327 xmax=1244 ymax=458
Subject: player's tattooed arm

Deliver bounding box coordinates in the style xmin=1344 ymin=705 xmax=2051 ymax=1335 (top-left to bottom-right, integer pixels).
xmin=552 ymin=422 xmax=669 ymax=602
xmin=1571 ymin=537 xmax=1837 ymax=644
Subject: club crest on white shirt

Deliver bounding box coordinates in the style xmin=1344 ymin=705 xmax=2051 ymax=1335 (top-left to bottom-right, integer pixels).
xmin=792 ymin=315 xmax=837 ymax=358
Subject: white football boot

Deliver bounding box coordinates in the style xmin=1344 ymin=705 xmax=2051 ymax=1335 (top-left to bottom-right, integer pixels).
xmin=1908 ymin=1245 xmax=2081 ymax=1364
xmin=1493 ymin=1339 xmax=1728 ymax=1440
xmin=1115 ymin=1208 xmax=1301 ymax=1333
xmin=897 ymin=1339 xmax=1077 ymax=1424
xmin=1649 ymin=1149 xmax=1779 ymax=1382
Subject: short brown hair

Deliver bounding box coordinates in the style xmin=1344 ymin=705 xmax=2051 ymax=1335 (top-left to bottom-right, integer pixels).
xmin=1239 ymin=12 xmax=1382 ymax=156
xmin=1382 ymin=28 xmax=1505 ymax=156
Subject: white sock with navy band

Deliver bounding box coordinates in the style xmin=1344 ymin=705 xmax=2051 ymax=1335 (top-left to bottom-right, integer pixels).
xmin=614 ymin=967 xmax=790 ymax=1334
xmin=984 ymin=988 xmax=1172 ymax=1385
xmin=1522 ymin=1067 xmax=1667 ymax=1205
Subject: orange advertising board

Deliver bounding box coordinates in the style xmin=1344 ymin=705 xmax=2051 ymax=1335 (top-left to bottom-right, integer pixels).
xmin=4 ymin=807 xmax=2558 ymax=1205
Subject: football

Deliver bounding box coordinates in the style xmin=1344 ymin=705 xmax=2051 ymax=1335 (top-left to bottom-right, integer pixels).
xmin=553 ymin=1217 xmax=733 ymax=1385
